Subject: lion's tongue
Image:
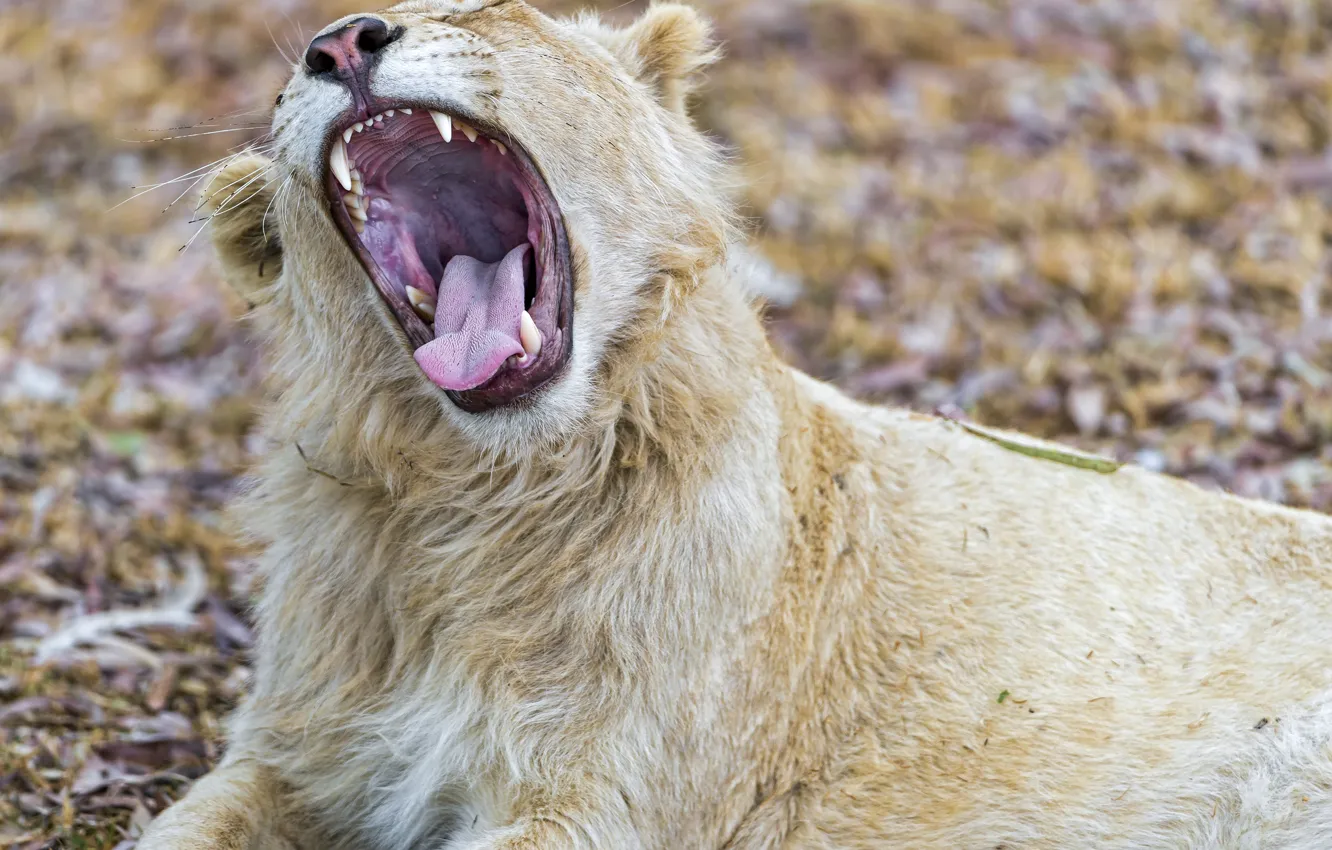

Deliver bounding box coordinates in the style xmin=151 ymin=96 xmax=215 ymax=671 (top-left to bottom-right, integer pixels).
xmin=413 ymin=244 xmax=529 ymax=391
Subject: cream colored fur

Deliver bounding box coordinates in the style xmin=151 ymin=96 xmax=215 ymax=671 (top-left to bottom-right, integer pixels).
xmin=138 ymin=2 xmax=1332 ymax=847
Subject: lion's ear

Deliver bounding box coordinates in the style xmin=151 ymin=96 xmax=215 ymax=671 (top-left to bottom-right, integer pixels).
xmin=595 ymin=3 xmax=719 ymax=114
xmin=201 ymin=155 xmax=283 ymax=306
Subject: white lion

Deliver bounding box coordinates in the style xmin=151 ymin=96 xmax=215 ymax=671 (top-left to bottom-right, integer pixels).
xmin=140 ymin=2 xmax=1332 ymax=848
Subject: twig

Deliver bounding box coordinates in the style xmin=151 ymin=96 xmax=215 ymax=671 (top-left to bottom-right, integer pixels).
xmin=35 ymin=553 xmax=207 ymax=664
xmin=296 ymin=443 xmax=352 ymax=486
xmin=939 ymin=411 xmax=1122 ymax=474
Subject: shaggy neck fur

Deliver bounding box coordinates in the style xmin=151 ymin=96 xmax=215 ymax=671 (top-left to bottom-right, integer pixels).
xmin=230 ymin=241 xmax=793 ymax=847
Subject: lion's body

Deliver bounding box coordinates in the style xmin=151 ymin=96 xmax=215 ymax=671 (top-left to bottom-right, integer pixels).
xmin=138 ymin=2 xmax=1332 ymax=848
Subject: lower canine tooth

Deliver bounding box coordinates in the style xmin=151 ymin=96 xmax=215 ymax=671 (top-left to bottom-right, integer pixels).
xmin=406 ymin=286 xmax=436 ymax=320
xmin=519 ymin=310 xmax=542 ymax=358
xmin=431 ymin=111 xmax=452 ymax=143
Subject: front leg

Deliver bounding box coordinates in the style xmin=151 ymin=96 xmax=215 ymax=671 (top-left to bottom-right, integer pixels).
xmin=446 ymin=785 xmax=639 ymax=850
xmin=138 ymin=759 xmax=302 ymax=850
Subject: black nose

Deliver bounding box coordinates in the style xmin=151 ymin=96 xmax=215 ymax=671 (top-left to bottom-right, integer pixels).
xmin=304 ymin=17 xmax=398 ymax=76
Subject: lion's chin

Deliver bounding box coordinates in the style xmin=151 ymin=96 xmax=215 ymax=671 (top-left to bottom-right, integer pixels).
xmin=323 ymin=106 xmax=573 ymax=414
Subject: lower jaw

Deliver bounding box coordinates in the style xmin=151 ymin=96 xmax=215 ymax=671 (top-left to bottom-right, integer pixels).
xmin=445 ymin=358 xmax=559 ymax=413
xmin=354 ymin=248 xmax=575 ymax=415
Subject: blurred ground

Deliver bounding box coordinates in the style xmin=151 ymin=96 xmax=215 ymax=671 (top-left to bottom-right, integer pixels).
xmin=4 ymin=0 xmax=1332 ymax=846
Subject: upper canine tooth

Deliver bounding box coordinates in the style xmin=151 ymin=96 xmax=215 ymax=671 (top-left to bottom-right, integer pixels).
xmin=519 ymin=310 xmax=542 ymax=358
xmin=431 ymin=111 xmax=452 ymax=143
xmin=406 ymin=286 xmax=436 ymax=320
xmin=329 ymin=139 xmax=352 ymax=191
xmin=455 ymin=119 xmax=478 ymax=143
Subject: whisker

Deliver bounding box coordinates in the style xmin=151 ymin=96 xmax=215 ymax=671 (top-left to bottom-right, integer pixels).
xmin=179 ymin=154 xmax=272 ymax=216
xmin=141 ymin=109 xmax=271 ymax=132
xmin=111 ymin=141 xmax=275 ymax=212
xmin=265 ymin=18 xmax=296 ymax=65
xmin=279 ymin=10 xmax=307 ymax=66
xmin=197 ymin=160 xmax=275 ymax=213
xmin=179 ymin=160 xmax=274 ymax=252
xmin=120 ymin=127 xmax=270 ymax=143
xmin=110 ymin=155 xmax=246 ymax=212
xmin=263 ymin=172 xmax=294 ymax=245
xmin=208 ymin=164 xmax=276 ymax=220
xmin=162 ymin=168 xmax=227 ymax=215
xmin=180 ymin=168 xmax=270 ymax=250
xmin=179 ymin=216 xmax=214 ymax=253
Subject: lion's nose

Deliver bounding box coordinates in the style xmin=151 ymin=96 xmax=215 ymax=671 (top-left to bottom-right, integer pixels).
xmin=304 ymin=16 xmax=398 ymax=77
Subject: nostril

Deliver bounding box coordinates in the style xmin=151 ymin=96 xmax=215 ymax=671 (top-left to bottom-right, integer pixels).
xmin=356 ymin=20 xmax=395 ymax=54
xmin=306 ymin=49 xmax=337 ymax=76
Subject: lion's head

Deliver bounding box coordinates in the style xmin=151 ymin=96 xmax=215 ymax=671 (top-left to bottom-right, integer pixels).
xmin=208 ymin=0 xmax=732 ymax=454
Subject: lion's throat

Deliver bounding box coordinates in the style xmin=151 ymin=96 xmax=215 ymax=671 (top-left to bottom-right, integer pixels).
xmin=413 ymin=244 xmax=529 ymax=391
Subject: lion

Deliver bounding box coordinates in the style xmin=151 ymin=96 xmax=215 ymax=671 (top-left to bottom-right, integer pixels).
xmin=138 ymin=1 xmax=1332 ymax=848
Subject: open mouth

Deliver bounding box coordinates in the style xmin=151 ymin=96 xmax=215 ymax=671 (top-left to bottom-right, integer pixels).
xmin=324 ymin=107 xmax=573 ymax=413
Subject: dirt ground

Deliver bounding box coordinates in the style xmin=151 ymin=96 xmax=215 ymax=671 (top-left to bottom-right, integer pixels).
xmin=4 ymin=0 xmax=1332 ymax=846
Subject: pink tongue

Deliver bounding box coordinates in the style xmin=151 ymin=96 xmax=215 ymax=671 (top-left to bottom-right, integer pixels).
xmin=413 ymin=243 xmax=529 ymax=391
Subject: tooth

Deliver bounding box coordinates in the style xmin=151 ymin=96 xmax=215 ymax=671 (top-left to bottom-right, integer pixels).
xmin=455 ymin=119 xmax=478 ymax=143
xmin=349 ymin=206 xmax=368 ymax=222
xmin=406 ymin=286 xmax=436 ymax=321
xmin=401 ymin=108 xmax=413 ymax=115
xmin=354 ymin=122 xmax=365 ymax=133
xmin=494 ymin=141 xmax=507 ymax=156
xmin=431 ymin=111 xmax=452 ymax=143
xmin=343 ymin=193 xmax=361 ymax=209
xmin=374 ymin=113 xmax=384 ymax=123
xmin=386 ymin=110 xmax=395 ymax=118
xmin=353 ymin=220 xmax=365 ymax=234
xmin=519 ymin=310 xmax=542 ymax=358
xmin=343 ymin=127 xmax=354 ymax=143
xmin=329 ymin=139 xmax=352 ymax=191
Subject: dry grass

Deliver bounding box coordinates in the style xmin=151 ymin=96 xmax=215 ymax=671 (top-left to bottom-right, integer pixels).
xmin=4 ymin=0 xmax=1332 ymax=845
